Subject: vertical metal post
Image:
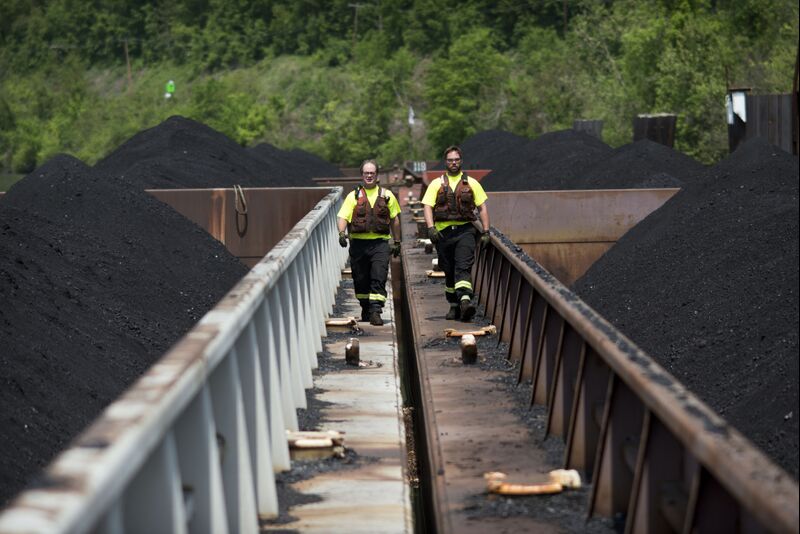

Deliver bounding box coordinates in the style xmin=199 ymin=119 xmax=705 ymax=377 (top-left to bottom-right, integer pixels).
xmin=286 ymin=262 xmax=313 ymax=389
xmin=546 ymin=327 xmax=584 ymax=439
xmin=299 ymin=246 xmax=322 ymax=360
xmin=683 ymin=467 xmax=742 ymax=534
xmin=565 ymin=347 xmax=610 ymax=480
xmin=209 ymin=351 xmax=259 ymax=534
xmin=479 ymin=246 xmax=499 ymax=317
xmin=489 ymin=257 xmax=509 ymax=326
xmin=590 ymin=376 xmax=645 ymax=519
xmin=531 ymin=312 xmax=563 ymax=407
xmin=174 ymin=386 xmax=229 ymax=533
xmin=528 ymin=303 xmax=551 ymax=405
xmin=310 ymin=228 xmax=329 ymax=338
xmin=276 ymin=277 xmax=308 ymax=408
xmin=626 ymin=414 xmax=689 ymax=534
xmin=98 ymin=501 xmax=124 ymax=534
xmin=497 ymin=269 xmax=520 ymax=346
xmin=123 ymin=432 xmax=188 ymax=534
xmin=236 ymin=326 xmax=278 ymax=518
xmin=265 ymin=289 xmax=300 ymax=430
xmin=253 ymin=303 xmax=291 ymax=469
xmin=507 ymin=281 xmax=530 ymax=361
xmin=473 ymin=239 xmax=489 ymax=298
xmin=515 ymin=290 xmax=537 ymax=383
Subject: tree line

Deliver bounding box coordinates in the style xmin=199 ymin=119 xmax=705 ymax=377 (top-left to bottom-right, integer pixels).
xmin=0 ymin=0 xmax=796 ymax=174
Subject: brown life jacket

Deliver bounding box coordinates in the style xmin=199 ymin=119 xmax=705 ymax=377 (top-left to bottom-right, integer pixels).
xmin=348 ymin=186 xmax=392 ymax=234
xmin=433 ymin=174 xmax=477 ymax=222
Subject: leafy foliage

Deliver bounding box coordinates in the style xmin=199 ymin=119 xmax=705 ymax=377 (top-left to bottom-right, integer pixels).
xmin=424 ymin=28 xmax=509 ymax=150
xmin=0 ymin=0 xmax=796 ymax=174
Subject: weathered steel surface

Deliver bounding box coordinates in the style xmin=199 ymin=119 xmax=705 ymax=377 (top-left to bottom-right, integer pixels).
xmin=149 ymin=187 xmax=329 ymax=267
xmin=400 ymin=214 xmax=564 ymax=534
xmin=472 ymin=229 xmax=799 ymax=534
xmin=312 ymin=169 xmax=402 ymax=188
xmin=263 ymin=274 xmax=413 ymax=533
xmin=422 ymin=169 xmax=492 ymax=185
xmin=516 ymin=242 xmax=611 ymax=286
xmin=633 ymin=114 xmax=677 ymax=147
xmin=745 ymin=93 xmax=796 ymax=154
xmin=311 ymin=176 xmax=362 ymax=188
xmin=488 ymin=189 xmax=679 ymax=285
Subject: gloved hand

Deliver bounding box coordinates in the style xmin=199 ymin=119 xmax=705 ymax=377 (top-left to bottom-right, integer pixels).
xmin=391 ymin=240 xmax=401 ymax=257
xmin=338 ymin=231 xmax=348 ymax=248
xmin=428 ymin=226 xmax=441 ymax=244
xmin=480 ymin=231 xmax=490 ymax=246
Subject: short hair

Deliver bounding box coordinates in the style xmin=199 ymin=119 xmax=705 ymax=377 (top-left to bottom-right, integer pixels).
xmin=443 ymin=145 xmax=462 ymax=159
xmin=360 ymin=159 xmax=379 ymax=174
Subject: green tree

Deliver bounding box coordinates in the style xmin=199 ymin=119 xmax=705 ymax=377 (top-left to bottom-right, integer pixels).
xmin=423 ymin=26 xmax=509 ymax=150
xmin=501 ymin=25 xmax=582 ymax=137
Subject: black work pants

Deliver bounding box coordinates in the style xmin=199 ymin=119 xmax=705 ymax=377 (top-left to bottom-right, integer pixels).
xmin=435 ymin=223 xmax=477 ymax=305
xmin=349 ymin=238 xmax=390 ymax=313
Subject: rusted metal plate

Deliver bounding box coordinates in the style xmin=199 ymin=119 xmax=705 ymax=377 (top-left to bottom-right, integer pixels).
xmin=338 ymin=167 xmax=362 ymax=177
xmin=518 ymin=242 xmax=613 ymax=286
xmin=313 ymin=168 xmax=403 ymax=188
xmin=488 ymin=189 xmax=678 ymax=242
xmin=422 ymin=169 xmax=492 ymax=185
xmin=400 ymin=214 xmax=571 ymax=534
xmin=488 ymin=189 xmax=679 ymax=284
xmin=311 ymin=176 xmax=362 ymax=187
xmin=148 ymin=188 xmax=329 ymax=264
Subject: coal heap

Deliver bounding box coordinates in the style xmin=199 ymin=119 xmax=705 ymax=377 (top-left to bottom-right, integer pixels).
xmin=573 ymin=137 xmax=799 ymax=478
xmin=0 ymin=154 xmax=248 ymax=504
xmin=572 ymin=139 xmax=705 ymax=189
xmin=432 ymin=129 xmax=530 ymax=171
xmin=248 ymin=143 xmax=342 ymax=186
xmin=94 ymin=116 xmax=268 ymax=188
xmin=472 ymin=129 xmax=613 ymax=191
xmin=453 ymin=130 xmax=704 ymax=191
xmin=95 ymin=116 xmax=330 ymax=188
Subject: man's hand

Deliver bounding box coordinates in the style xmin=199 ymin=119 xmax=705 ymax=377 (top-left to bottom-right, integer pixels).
xmin=338 ymin=231 xmax=348 ymax=248
xmin=480 ymin=231 xmax=490 ymax=246
xmin=428 ymin=226 xmax=441 ymax=244
xmin=391 ymin=240 xmax=401 ymax=257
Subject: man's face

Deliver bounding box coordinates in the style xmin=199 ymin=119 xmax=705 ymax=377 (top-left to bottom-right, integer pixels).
xmin=445 ymin=151 xmax=462 ymax=175
xmin=361 ymin=163 xmax=378 ymax=188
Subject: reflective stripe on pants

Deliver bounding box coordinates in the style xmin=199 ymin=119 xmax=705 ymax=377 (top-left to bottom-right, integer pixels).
xmin=349 ymin=238 xmax=390 ymax=312
xmin=435 ymin=223 xmax=477 ymax=304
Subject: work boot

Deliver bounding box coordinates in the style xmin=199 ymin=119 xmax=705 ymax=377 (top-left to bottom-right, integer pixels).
xmin=460 ymin=299 xmax=476 ymax=322
xmin=360 ymin=308 xmax=370 ymax=322
xmin=369 ymin=311 xmax=384 ymax=326
xmin=445 ymin=304 xmax=460 ymax=320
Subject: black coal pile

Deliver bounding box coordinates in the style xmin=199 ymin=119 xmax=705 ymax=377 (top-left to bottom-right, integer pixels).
xmin=248 ymin=143 xmax=342 ymax=186
xmin=470 ymin=129 xmax=613 ymax=191
xmin=432 ymin=129 xmax=530 ymax=171
xmin=573 ymin=137 xmax=799 ymax=478
xmin=453 ymin=129 xmax=704 ymax=191
xmin=0 ymin=154 xmax=249 ymax=504
xmin=95 ymin=116 xmax=334 ymax=188
xmin=571 ymin=138 xmax=705 ymax=189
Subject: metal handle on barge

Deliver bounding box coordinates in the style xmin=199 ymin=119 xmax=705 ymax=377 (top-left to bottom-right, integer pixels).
xmin=474 ymin=228 xmax=798 ymax=533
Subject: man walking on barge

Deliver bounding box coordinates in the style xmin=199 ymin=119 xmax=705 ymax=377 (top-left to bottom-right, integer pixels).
xmin=422 ymin=146 xmax=490 ymax=322
xmin=337 ymin=160 xmax=402 ymax=326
